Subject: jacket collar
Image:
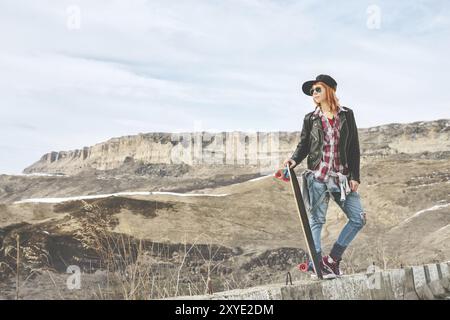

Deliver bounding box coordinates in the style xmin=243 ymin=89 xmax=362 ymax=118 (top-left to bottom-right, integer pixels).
xmin=312 ymin=105 xmax=348 ymax=120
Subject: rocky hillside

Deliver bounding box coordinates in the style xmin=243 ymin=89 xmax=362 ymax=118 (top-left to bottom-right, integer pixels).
xmin=0 ymin=118 xmax=449 ymax=299
xmin=23 ymin=119 xmax=450 ymax=175
xmin=359 ymin=119 xmax=450 ymax=156
xmin=1 ymin=151 xmax=449 ymax=299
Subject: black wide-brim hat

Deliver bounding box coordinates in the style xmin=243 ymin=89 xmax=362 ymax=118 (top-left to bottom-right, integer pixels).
xmin=302 ymin=74 xmax=337 ymax=96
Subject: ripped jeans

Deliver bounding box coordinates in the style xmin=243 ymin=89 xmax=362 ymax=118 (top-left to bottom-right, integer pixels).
xmin=306 ymin=173 xmax=366 ymax=255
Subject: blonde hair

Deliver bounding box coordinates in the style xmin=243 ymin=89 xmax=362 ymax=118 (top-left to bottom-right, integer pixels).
xmin=313 ymin=81 xmax=340 ymax=113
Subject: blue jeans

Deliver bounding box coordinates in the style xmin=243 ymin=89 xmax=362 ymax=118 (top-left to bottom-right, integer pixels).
xmin=306 ymin=173 xmax=366 ymax=255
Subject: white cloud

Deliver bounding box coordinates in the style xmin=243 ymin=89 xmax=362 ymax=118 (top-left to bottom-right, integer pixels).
xmin=0 ymin=0 xmax=449 ymax=173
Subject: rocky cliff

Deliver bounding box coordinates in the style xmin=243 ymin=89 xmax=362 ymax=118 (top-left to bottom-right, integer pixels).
xmin=23 ymin=119 xmax=450 ymax=175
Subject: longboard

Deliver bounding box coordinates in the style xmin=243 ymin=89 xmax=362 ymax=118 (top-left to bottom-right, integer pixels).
xmin=287 ymin=166 xmax=323 ymax=280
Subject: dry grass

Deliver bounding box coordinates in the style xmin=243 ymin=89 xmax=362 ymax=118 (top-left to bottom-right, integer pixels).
xmin=85 ymin=231 xmax=243 ymax=300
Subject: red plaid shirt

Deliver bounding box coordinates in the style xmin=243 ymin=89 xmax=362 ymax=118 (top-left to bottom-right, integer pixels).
xmin=313 ymin=106 xmax=349 ymax=185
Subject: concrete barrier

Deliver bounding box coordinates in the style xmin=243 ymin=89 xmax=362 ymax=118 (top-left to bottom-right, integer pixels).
xmin=170 ymin=261 xmax=450 ymax=300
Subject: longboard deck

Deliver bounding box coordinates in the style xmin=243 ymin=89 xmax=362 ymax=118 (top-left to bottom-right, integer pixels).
xmin=287 ymin=166 xmax=323 ymax=280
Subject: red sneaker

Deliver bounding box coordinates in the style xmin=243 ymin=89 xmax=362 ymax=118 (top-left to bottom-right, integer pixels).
xmin=322 ymin=255 xmax=343 ymax=277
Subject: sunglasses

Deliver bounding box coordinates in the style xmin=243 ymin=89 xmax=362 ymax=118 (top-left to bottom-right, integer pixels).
xmin=310 ymin=87 xmax=322 ymax=95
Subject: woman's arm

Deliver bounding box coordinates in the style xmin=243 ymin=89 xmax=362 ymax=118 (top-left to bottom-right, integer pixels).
xmin=347 ymin=110 xmax=361 ymax=184
xmin=291 ymin=115 xmax=311 ymax=165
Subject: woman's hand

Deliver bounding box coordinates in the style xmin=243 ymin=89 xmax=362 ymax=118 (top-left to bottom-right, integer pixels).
xmin=283 ymin=158 xmax=297 ymax=169
xmin=349 ymin=180 xmax=359 ymax=192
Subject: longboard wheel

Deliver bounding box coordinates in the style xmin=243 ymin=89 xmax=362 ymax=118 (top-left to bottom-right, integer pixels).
xmin=297 ymin=261 xmax=314 ymax=273
xmin=274 ymin=168 xmax=290 ymax=182
xmin=274 ymin=169 xmax=283 ymax=179
xmin=297 ymin=262 xmax=308 ymax=272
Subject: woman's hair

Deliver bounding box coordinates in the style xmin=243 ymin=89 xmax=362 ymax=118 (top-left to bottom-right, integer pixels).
xmin=313 ymin=81 xmax=340 ymax=112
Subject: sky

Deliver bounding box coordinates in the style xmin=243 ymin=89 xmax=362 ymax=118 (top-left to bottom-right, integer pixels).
xmin=1 ymin=0 xmax=449 ymax=174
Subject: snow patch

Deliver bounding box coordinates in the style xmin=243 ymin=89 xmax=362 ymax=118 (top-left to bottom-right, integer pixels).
xmin=392 ymin=202 xmax=450 ymax=230
xmin=248 ymin=174 xmax=273 ymax=182
xmin=434 ymin=224 xmax=450 ymax=234
xmin=14 ymin=191 xmax=229 ymax=204
xmin=15 ymin=173 xmax=67 ymax=177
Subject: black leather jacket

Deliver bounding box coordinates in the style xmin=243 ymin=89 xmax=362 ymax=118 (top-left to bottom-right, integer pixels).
xmin=290 ymin=106 xmax=361 ymax=184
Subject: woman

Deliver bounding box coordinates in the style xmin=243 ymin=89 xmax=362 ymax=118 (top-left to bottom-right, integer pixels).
xmin=283 ymin=74 xmax=366 ymax=278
